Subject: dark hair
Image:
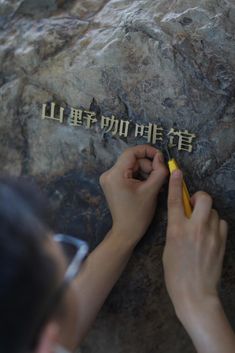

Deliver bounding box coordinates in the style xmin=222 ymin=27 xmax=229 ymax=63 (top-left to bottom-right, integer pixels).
xmin=0 ymin=177 xmax=59 ymax=353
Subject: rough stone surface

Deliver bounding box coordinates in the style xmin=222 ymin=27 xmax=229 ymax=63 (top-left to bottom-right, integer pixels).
xmin=0 ymin=1 xmax=235 ymax=352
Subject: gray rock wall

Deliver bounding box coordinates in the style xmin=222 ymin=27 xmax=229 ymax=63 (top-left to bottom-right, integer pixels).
xmin=0 ymin=1 xmax=235 ymax=352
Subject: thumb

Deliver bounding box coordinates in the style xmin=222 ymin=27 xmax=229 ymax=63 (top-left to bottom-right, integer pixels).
xmin=141 ymin=152 xmax=168 ymax=194
xmin=168 ymin=169 xmax=185 ymax=225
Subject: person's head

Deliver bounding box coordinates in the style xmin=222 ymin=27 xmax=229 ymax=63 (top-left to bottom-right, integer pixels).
xmin=0 ymin=177 xmax=87 ymax=353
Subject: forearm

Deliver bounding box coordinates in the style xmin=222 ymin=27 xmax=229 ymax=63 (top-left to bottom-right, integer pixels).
xmin=177 ymin=297 xmax=235 ymax=353
xmin=75 ymin=228 xmax=134 ymax=344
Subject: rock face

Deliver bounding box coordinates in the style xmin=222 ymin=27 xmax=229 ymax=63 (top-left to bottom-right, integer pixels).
xmin=0 ymin=0 xmax=235 ymax=352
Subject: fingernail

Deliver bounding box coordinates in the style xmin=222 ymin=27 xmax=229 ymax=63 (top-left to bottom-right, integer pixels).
xmin=158 ymin=152 xmax=164 ymax=163
xmin=172 ymin=170 xmax=182 ymax=179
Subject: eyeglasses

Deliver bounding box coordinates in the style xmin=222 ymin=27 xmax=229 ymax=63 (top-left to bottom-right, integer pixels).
xmin=53 ymin=234 xmax=89 ymax=282
xmin=29 ymin=234 xmax=89 ymax=350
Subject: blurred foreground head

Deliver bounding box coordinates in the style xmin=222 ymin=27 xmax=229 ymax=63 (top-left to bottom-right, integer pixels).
xmin=0 ymin=175 xmax=84 ymax=353
xmin=0 ymin=177 xmax=60 ymax=353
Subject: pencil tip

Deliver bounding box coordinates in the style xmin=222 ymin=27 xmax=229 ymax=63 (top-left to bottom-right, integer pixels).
xmin=165 ymin=144 xmax=171 ymax=161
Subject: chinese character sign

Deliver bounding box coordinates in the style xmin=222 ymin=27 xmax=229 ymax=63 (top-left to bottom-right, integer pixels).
xmin=41 ymin=102 xmax=196 ymax=153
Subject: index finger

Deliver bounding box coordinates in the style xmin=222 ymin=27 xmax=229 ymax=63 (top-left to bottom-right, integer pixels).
xmin=168 ymin=170 xmax=185 ymax=225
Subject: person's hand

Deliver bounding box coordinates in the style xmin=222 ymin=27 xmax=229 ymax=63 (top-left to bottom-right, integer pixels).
xmin=163 ymin=170 xmax=228 ymax=322
xmin=99 ymin=145 xmax=168 ymax=247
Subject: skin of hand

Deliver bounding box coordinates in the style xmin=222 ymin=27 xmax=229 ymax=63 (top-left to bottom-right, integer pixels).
xmin=73 ymin=145 xmax=168 ymax=345
xmin=163 ymin=170 xmax=235 ymax=353
xmin=99 ymin=144 xmax=169 ymax=248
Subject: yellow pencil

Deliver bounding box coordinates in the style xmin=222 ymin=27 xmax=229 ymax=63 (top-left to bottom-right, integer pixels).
xmin=165 ymin=146 xmax=192 ymax=218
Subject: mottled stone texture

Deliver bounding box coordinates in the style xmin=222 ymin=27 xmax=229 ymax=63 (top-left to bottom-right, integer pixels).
xmin=0 ymin=0 xmax=235 ymax=352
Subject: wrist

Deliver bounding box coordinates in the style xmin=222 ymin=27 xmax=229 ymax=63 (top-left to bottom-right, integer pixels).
xmin=175 ymin=293 xmax=222 ymax=328
xmin=175 ymin=294 xmax=235 ymax=353
xmin=107 ymin=226 xmax=138 ymax=253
